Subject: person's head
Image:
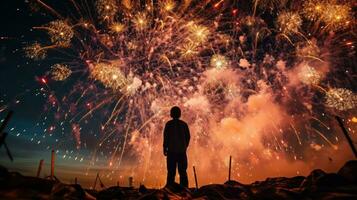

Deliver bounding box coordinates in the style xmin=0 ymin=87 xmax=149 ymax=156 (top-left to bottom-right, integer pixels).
xmin=170 ymin=106 xmax=181 ymax=119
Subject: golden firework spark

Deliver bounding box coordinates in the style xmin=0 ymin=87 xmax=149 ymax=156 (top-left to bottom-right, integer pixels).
xmin=296 ymin=40 xmax=320 ymax=59
xmin=210 ymin=54 xmax=228 ymax=69
xmin=298 ymin=64 xmax=322 ymax=85
xmin=90 ymin=62 xmax=128 ymax=91
xmin=325 ymin=88 xmax=357 ymax=111
xmin=96 ymin=0 xmax=118 ymax=21
xmin=47 ymin=20 xmax=74 ymax=47
xmin=277 ymin=12 xmax=302 ymax=34
xmin=321 ymin=4 xmax=352 ymax=31
xmin=302 ymin=0 xmax=325 ymax=21
xmin=179 ymin=42 xmax=199 ymax=59
xmin=133 ymin=13 xmax=149 ymax=31
xmin=188 ymin=23 xmax=210 ymax=44
xmin=121 ymin=0 xmax=133 ymax=10
xmin=24 ymin=42 xmax=47 ymax=60
xmin=160 ymin=0 xmax=176 ymax=12
xmin=50 ymin=64 xmax=72 ymax=81
xmin=110 ymin=22 xmax=126 ymax=33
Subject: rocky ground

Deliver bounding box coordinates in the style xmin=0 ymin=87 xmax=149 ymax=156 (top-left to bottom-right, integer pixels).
xmin=1 ymin=160 xmax=357 ymax=200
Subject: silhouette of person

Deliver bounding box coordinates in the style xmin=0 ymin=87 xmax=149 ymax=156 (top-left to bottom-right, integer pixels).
xmin=163 ymin=106 xmax=190 ymax=187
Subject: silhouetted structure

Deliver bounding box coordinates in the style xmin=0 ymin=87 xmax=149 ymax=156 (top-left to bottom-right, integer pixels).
xmin=93 ymin=173 xmax=105 ymax=190
xmin=335 ymin=116 xmax=357 ymax=158
xmin=0 ymin=110 xmax=14 ymax=161
xmin=163 ymin=106 xmax=190 ymax=187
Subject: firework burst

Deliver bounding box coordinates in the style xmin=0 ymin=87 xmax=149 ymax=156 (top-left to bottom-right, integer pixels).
xmin=325 ymin=88 xmax=357 ymax=111
xmin=24 ymin=42 xmax=47 ymax=60
xmin=298 ymin=64 xmax=322 ymax=85
xmin=50 ymin=64 xmax=72 ymax=81
xmin=277 ymin=12 xmax=302 ymax=34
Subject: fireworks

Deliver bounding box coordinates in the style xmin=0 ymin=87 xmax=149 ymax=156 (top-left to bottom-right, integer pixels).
xmin=277 ymin=12 xmax=302 ymax=34
xmin=302 ymin=0 xmax=325 ymax=21
xmin=20 ymin=0 xmax=356 ymax=186
xmin=96 ymin=0 xmax=118 ymax=21
xmin=298 ymin=64 xmax=322 ymax=85
xmin=188 ymin=24 xmax=210 ymax=44
xmin=303 ymin=0 xmax=352 ymax=31
xmin=89 ymin=62 xmax=128 ymax=91
xmin=321 ymin=4 xmax=352 ymax=31
xmin=110 ymin=23 xmax=126 ymax=33
xmin=133 ymin=13 xmax=149 ymax=31
xmin=179 ymin=42 xmax=199 ymax=59
xmin=325 ymin=88 xmax=357 ymax=111
xmin=50 ymin=64 xmax=72 ymax=81
xmin=47 ymin=20 xmax=73 ymax=47
xmin=296 ymin=40 xmax=320 ymax=59
xmin=24 ymin=42 xmax=47 ymax=60
xmin=210 ymin=54 xmax=229 ymax=70
xmin=160 ymin=0 xmax=176 ymax=12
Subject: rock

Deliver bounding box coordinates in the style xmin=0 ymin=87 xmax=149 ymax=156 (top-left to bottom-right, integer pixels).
xmin=138 ymin=190 xmax=170 ymax=200
xmin=253 ymin=176 xmax=305 ymax=189
xmin=193 ymin=182 xmax=251 ymax=200
xmin=338 ymin=160 xmax=357 ymax=184
xmin=314 ymin=173 xmax=348 ymax=188
xmin=51 ymin=182 xmax=86 ymax=200
xmin=300 ymin=169 xmax=326 ymax=189
xmin=165 ymin=182 xmax=191 ymax=194
xmin=96 ymin=186 xmax=123 ymax=200
xmin=252 ymin=187 xmax=302 ymax=200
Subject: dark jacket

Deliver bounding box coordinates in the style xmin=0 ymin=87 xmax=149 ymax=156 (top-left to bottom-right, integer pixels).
xmin=163 ymin=119 xmax=190 ymax=153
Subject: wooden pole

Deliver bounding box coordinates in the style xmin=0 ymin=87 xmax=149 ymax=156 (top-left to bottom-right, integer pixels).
xmin=228 ymin=155 xmax=232 ymax=181
xmin=36 ymin=159 xmax=44 ymax=178
xmin=335 ymin=116 xmax=357 ymax=158
xmin=93 ymin=173 xmax=99 ymax=189
xmin=51 ymin=150 xmax=55 ymax=180
xmin=193 ymin=166 xmax=198 ymax=190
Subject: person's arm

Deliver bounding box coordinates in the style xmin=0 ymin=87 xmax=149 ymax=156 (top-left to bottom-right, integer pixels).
xmin=163 ymin=123 xmax=168 ymax=156
xmin=185 ymin=123 xmax=190 ymax=148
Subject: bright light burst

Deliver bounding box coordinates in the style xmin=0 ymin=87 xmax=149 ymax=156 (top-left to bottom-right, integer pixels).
xmin=96 ymin=0 xmax=118 ymax=21
xmin=322 ymin=4 xmax=352 ymax=31
xmin=325 ymin=88 xmax=357 ymax=111
xmin=210 ymin=54 xmax=229 ymax=70
xmin=50 ymin=64 xmax=72 ymax=81
xmin=47 ymin=20 xmax=74 ymax=47
xmin=298 ymin=64 xmax=321 ymax=85
xmin=89 ymin=62 xmax=128 ymax=91
xmin=24 ymin=42 xmax=47 ymax=60
xmin=303 ymin=0 xmax=352 ymax=31
xmin=277 ymin=12 xmax=302 ymax=34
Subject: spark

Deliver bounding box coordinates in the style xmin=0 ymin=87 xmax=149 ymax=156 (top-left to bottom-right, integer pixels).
xmin=210 ymin=54 xmax=228 ymax=69
xmin=50 ymin=64 xmax=72 ymax=81
xmin=89 ymin=62 xmax=128 ymax=91
xmin=277 ymin=12 xmax=302 ymax=34
xmin=325 ymin=88 xmax=357 ymax=111
xmin=24 ymin=42 xmax=47 ymax=60
xmin=46 ymin=20 xmax=74 ymax=47
xmin=298 ymin=64 xmax=322 ymax=85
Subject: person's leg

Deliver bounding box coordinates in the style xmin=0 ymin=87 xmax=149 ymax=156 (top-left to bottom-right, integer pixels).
xmin=166 ymin=152 xmax=176 ymax=186
xmin=178 ymin=153 xmax=188 ymax=187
